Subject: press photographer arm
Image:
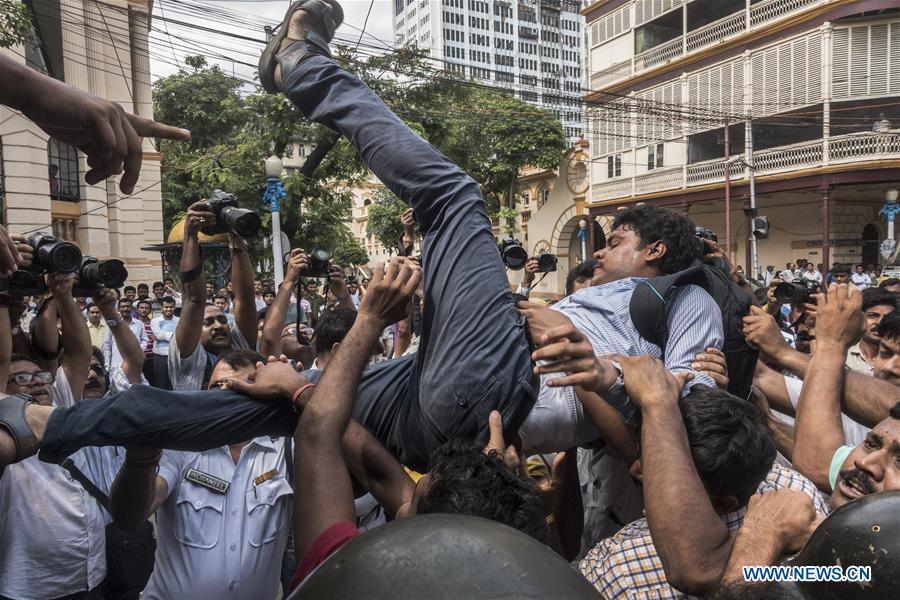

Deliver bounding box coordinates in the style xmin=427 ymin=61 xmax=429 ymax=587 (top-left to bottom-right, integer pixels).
xmin=174 ymin=201 xmax=212 ymax=359
xmin=229 ymin=235 xmax=259 ymax=347
xmin=41 ymin=274 xmax=92 ymax=400
xmin=94 ymin=289 xmax=144 ymax=384
xmin=259 ymin=250 xmax=308 ymax=358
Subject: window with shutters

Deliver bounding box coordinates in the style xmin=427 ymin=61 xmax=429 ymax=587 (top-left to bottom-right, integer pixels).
xmin=590 ymin=5 xmax=631 ymax=47
xmin=750 ymin=31 xmax=822 ymax=117
xmin=607 ymin=154 xmax=622 ymax=178
xmin=687 ymin=57 xmax=744 ymax=135
xmin=832 ymin=22 xmax=900 ymax=101
xmin=47 ymin=138 xmax=80 ymax=202
xmin=647 ymin=143 xmax=664 ymax=170
xmin=635 ymin=80 xmax=682 ymax=144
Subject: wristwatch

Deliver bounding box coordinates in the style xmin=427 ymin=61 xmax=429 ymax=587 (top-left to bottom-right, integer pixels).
xmin=106 ymin=315 xmax=124 ymax=327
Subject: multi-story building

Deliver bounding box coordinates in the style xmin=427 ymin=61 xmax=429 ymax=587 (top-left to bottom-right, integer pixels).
xmin=394 ymin=0 xmax=587 ymax=143
xmin=0 ymin=0 xmax=166 ymax=283
xmin=584 ymin=0 xmax=900 ymax=273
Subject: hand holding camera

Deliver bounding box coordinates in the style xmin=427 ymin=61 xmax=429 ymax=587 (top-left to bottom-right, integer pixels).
xmin=284 ymin=249 xmax=309 ymax=284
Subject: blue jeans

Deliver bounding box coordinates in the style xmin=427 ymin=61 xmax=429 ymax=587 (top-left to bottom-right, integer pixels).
xmin=40 ymin=56 xmax=535 ymax=472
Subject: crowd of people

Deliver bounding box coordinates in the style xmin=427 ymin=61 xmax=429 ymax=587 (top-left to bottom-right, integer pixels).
xmin=0 ymin=2 xmax=897 ymax=599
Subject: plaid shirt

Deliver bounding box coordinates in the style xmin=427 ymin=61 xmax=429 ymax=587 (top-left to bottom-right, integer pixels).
xmin=579 ymin=463 xmax=830 ymax=599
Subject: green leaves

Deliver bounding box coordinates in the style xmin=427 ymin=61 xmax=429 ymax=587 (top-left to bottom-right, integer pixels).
xmin=0 ymin=0 xmax=33 ymax=49
xmin=365 ymin=189 xmax=407 ymax=253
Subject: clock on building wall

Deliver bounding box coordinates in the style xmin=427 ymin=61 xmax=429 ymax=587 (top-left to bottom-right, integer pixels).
xmin=566 ymin=159 xmax=589 ymax=195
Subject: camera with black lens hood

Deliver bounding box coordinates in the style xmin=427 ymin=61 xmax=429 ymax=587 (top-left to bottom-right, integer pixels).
xmin=774 ymin=279 xmax=819 ymax=305
xmin=0 ymin=233 xmax=82 ymax=296
xmin=72 ymin=257 xmax=128 ymax=297
xmin=299 ymin=246 xmax=332 ymax=278
xmin=201 ymin=190 xmax=262 ymax=239
xmin=499 ymin=238 xmax=528 ymax=270
xmin=536 ymin=253 xmax=558 ymax=273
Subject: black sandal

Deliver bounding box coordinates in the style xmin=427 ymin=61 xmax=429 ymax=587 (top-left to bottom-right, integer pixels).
xmin=0 ymin=393 xmax=39 ymax=462
xmin=258 ymin=0 xmax=344 ymax=94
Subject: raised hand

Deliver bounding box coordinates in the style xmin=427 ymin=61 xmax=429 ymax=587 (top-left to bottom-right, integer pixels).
xmin=223 ymin=358 xmax=309 ymax=403
xmin=691 ymin=347 xmax=729 ymax=390
xmin=284 ymin=249 xmax=310 ymax=284
xmin=812 ymin=283 xmax=864 ymax=352
xmin=91 ymin=288 xmax=119 ymax=319
xmin=185 ymin=201 xmax=215 ymax=238
xmin=614 ymin=355 xmax=693 ymax=409
xmin=743 ymin=305 xmax=792 ymax=360
xmin=358 ymin=257 xmax=422 ymax=328
xmin=741 ymin=489 xmax=822 ymax=554
xmin=531 ymin=322 xmax=617 ymax=394
xmin=0 ymin=227 xmax=24 ymax=277
xmin=483 ymin=410 xmax=520 ymax=473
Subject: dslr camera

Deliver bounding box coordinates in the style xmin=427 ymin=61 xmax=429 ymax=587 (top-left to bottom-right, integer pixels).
xmin=774 ymin=279 xmax=819 ymax=305
xmin=201 ymin=190 xmax=262 ymax=239
xmin=0 ymin=233 xmax=82 ymax=296
xmin=499 ymin=238 xmax=528 ymax=270
xmin=299 ymin=246 xmax=332 ymax=278
xmin=536 ymin=253 xmax=558 ymax=273
xmin=72 ymin=257 xmax=128 ymax=297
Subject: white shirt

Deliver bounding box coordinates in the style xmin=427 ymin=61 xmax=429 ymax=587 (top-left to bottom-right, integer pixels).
xmin=851 ymin=272 xmax=872 ymax=289
xmin=779 ymin=376 xmax=869 ymax=447
xmin=0 ymin=370 xmax=108 ymax=598
xmin=778 ymin=269 xmax=795 ymax=283
xmin=168 ymin=327 xmax=250 ymax=392
xmin=102 ymin=318 xmax=148 ymax=370
xmin=801 ymin=270 xmax=823 ymax=285
xmin=762 ymin=270 xmax=776 ymax=286
xmin=144 ymin=438 xmax=291 ymax=600
xmin=150 ymin=314 xmax=180 ymax=357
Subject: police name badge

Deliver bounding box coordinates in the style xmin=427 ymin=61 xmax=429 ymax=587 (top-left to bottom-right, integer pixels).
xmin=185 ymin=468 xmax=230 ymax=494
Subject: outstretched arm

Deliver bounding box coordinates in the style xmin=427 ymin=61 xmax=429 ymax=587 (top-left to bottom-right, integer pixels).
xmin=93 ymin=290 xmax=144 ymax=384
xmin=291 ymin=257 xmax=421 ymax=558
xmin=260 ymin=250 xmax=308 ymax=358
xmin=792 ymin=284 xmax=862 ymax=490
xmin=174 ymin=202 xmax=213 ymax=359
xmin=46 ymin=275 xmax=91 ymax=400
xmin=229 ymin=235 xmax=259 ymax=346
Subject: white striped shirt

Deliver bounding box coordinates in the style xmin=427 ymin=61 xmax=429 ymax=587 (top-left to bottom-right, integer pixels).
xmin=519 ymin=277 xmax=724 ymax=453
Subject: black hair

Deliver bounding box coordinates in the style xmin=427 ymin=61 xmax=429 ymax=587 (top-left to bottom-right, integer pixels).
xmin=212 ymin=294 xmax=228 ymax=303
xmin=419 ymin=437 xmax=549 ymax=544
xmin=611 ymin=205 xmax=700 ymax=274
xmin=217 ymin=349 xmax=265 ymax=371
xmin=9 ymin=353 xmax=37 ymax=367
xmin=123 ymin=285 xmax=136 ymax=293
xmin=890 ymin=402 xmax=900 ymax=419
xmin=263 ymin=288 xmax=275 ymax=296
xmin=565 ymin=259 xmax=595 ymax=296
xmin=153 ymin=281 xmax=164 ymax=288
xmin=832 ymin=263 xmax=851 ymax=276
xmin=314 ymin=307 xmax=357 ymax=355
xmin=118 ymin=297 xmax=133 ymax=306
xmin=679 ymin=385 xmax=776 ymax=508
xmin=877 ymin=311 xmax=900 ymax=344
xmin=136 ymin=300 xmax=152 ymax=309
xmin=752 ymin=287 xmax=769 ymax=306
xmin=161 ymin=296 xmax=176 ymax=305
xmin=91 ymin=346 xmax=105 ymax=368
xmin=880 ymin=278 xmax=900 ymax=288
xmin=862 ymin=287 xmax=898 ymax=312
xmin=137 ymin=283 xmax=149 ymax=290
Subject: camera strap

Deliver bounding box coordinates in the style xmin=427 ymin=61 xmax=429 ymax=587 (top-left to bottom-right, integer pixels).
xmin=180 ymin=263 xmax=203 ymax=284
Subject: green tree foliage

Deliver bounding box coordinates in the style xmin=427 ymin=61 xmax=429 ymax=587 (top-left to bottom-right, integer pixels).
xmin=153 ymin=48 xmax=565 ymax=274
xmin=0 ymin=0 xmax=33 ymax=49
xmin=365 ymin=188 xmax=407 ymax=253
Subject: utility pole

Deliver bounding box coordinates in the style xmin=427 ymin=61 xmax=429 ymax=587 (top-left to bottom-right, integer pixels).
xmin=746 ymin=110 xmax=759 ymax=280
xmin=724 ymin=120 xmax=731 ymax=257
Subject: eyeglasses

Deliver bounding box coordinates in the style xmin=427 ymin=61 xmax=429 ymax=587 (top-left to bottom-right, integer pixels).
xmin=8 ymin=371 xmax=53 ymax=386
xmin=203 ymin=315 xmax=229 ymax=326
xmin=89 ymin=363 xmax=107 ymax=379
xmin=281 ymin=327 xmax=298 ymax=338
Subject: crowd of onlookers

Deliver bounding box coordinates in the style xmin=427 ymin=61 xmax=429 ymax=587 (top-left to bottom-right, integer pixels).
xmin=1 ymin=8 xmax=897 ymax=598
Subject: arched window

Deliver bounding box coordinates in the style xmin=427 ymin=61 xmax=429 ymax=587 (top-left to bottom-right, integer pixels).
xmin=47 ymin=138 xmax=80 ymax=201
xmin=521 ymin=191 xmax=530 ymax=206
xmin=537 ymin=186 xmax=550 ymax=209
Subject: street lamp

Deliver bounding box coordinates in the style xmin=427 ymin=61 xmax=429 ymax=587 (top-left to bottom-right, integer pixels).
xmin=264 ymin=155 xmax=286 ymax=286
xmin=578 ymin=218 xmax=588 ymax=262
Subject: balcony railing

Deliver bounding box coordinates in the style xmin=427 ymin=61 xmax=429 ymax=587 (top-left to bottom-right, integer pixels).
xmin=590 ymin=0 xmax=826 ymax=91
xmin=591 ymin=131 xmax=900 ymax=203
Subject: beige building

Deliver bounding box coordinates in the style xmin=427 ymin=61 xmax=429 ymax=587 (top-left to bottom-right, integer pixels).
xmin=584 ymin=0 xmax=900 ymax=276
xmin=503 ymin=139 xmax=596 ymax=300
xmin=0 ymin=0 xmax=164 ymax=283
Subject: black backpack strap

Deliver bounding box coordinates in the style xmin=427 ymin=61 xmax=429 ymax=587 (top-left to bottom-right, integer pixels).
xmin=62 ymin=458 xmax=111 ymax=512
xmin=629 ymin=261 xmax=706 ymax=359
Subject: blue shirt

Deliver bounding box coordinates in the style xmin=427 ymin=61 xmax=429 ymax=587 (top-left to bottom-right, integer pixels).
xmin=519 ymin=278 xmax=724 ymax=452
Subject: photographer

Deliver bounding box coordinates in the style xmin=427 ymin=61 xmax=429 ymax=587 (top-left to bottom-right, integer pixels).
xmin=168 ymin=201 xmax=258 ymax=391
xmin=259 ymin=249 xmax=310 ymax=360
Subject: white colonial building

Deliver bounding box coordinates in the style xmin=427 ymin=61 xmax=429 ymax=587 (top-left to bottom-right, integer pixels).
xmin=584 ymin=0 xmax=900 ymax=274
xmin=0 ymin=0 xmax=165 ymax=283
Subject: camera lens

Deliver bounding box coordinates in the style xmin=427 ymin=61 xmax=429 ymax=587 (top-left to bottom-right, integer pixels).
xmin=537 ymin=254 xmax=558 ymax=273
xmin=43 ymin=241 xmax=82 ymax=273
xmin=221 ymin=206 xmax=262 ymax=239
xmin=773 ymin=282 xmax=810 ymax=305
xmin=96 ymin=260 xmax=127 ymax=288
xmin=500 ymin=240 xmax=528 ymax=270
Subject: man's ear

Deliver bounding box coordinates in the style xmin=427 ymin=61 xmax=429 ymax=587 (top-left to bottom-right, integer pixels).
xmin=642 ymin=240 xmax=668 ymax=265
xmin=330 ymin=342 xmax=340 ymax=355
